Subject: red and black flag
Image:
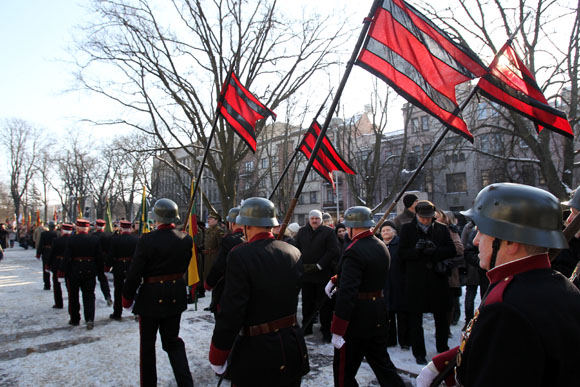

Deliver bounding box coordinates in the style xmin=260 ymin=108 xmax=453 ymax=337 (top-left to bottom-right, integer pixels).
xmin=356 ymin=0 xmax=487 ymax=141
xmin=477 ymin=43 xmax=573 ymax=138
xmin=219 ymin=71 xmax=276 ymax=152
xmin=298 ymin=121 xmax=356 ymax=188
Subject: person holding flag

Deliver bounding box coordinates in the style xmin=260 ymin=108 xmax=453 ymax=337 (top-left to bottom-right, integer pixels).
xmin=122 ymin=198 xmax=194 ymax=387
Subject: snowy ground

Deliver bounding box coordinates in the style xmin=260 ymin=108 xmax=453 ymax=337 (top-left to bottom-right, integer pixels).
xmin=0 ymin=247 xmax=475 ymax=386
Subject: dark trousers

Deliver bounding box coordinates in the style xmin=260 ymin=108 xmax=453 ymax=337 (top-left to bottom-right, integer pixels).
xmin=139 ymin=313 xmax=193 ymax=387
xmin=408 ymin=311 xmax=449 ymax=359
xmin=301 ymin=282 xmax=329 ymax=334
xmin=42 ymin=256 xmax=51 ymax=289
xmin=52 ymin=272 xmax=63 ymax=308
xmin=112 ymin=272 xmax=126 ymax=317
xmin=387 ymin=311 xmax=411 ymax=347
xmin=97 ymin=271 xmax=111 ymax=300
xmin=67 ymin=275 xmax=96 ymax=323
xmin=465 ymin=277 xmax=489 ymax=323
xmin=333 ymin=335 xmax=404 ymax=387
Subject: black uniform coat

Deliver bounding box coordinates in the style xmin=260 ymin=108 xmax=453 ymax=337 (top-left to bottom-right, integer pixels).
xmin=209 ymin=232 xmax=309 ymax=386
xmin=37 ymin=230 xmax=58 ymax=260
xmin=205 ymin=228 xmax=244 ymax=313
xmin=92 ymin=230 xmax=113 ymax=265
xmin=331 ymin=230 xmax=390 ymax=338
xmin=385 ymin=235 xmax=407 ymax=312
xmin=552 ymin=237 xmax=580 ymax=278
xmin=109 ymin=232 xmax=138 ymax=274
xmin=435 ymin=254 xmax=580 ymax=386
xmin=399 ymin=217 xmax=456 ymax=313
xmin=294 ymin=224 xmax=340 ymax=283
xmin=122 ymin=225 xmax=192 ymax=317
xmin=49 ymin=234 xmax=70 ymax=273
xmin=63 ymin=232 xmax=103 ymax=279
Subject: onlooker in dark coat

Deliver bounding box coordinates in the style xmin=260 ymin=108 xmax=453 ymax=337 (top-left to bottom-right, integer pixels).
xmin=335 ymin=223 xmax=350 ymax=257
xmin=393 ymin=193 xmax=418 ymax=230
xmin=295 ymin=209 xmax=340 ymax=341
xmin=381 ymin=221 xmax=410 ymax=349
xmin=460 ymin=220 xmax=489 ymax=327
xmin=399 ymin=201 xmax=456 ymax=365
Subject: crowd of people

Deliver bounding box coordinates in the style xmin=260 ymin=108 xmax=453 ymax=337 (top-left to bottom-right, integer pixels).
xmin=3 ymin=183 xmax=580 ymax=386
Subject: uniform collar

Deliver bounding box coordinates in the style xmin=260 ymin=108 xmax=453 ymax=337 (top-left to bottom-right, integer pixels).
xmin=76 ymin=230 xmax=88 ymax=235
xmin=233 ymin=228 xmax=243 ymax=234
xmin=486 ymin=253 xmax=551 ymax=284
xmin=157 ymin=223 xmax=175 ymax=230
xmin=345 ymin=229 xmax=373 ymax=251
xmin=249 ymin=232 xmax=274 ymax=242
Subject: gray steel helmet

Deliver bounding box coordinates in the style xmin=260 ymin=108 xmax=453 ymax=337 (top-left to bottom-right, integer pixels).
xmin=343 ymin=206 xmax=375 ymax=228
xmin=226 ymin=206 xmax=240 ymax=223
xmin=461 ymin=183 xmax=567 ymax=249
xmin=562 ymin=186 xmax=580 ymax=211
xmin=47 ymin=221 xmax=56 ymax=229
xmin=235 ymin=197 xmax=279 ymax=227
xmin=152 ymin=198 xmax=180 ymax=224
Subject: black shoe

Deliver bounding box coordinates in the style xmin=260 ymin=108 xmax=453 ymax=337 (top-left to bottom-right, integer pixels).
xmin=303 ymin=326 xmax=313 ymax=336
xmin=416 ymin=356 xmax=427 ymax=365
xmin=86 ymin=321 xmax=94 ymax=330
xmin=52 ymin=304 xmax=63 ymax=309
xmin=109 ymin=314 xmax=122 ymax=321
xmin=68 ymin=320 xmax=79 ymax=326
xmin=401 ymin=345 xmax=410 ymax=350
xmin=106 ymin=298 xmax=113 ymax=307
xmin=44 ymin=287 xmax=51 ymax=291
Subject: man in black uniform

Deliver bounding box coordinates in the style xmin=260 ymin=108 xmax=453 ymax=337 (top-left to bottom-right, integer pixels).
xmin=122 ymin=198 xmax=193 ymax=387
xmin=329 ymin=206 xmax=404 ymax=387
xmin=209 ymin=197 xmax=309 ymax=387
xmin=47 ymin=223 xmax=72 ymax=309
xmin=294 ymin=209 xmax=339 ymax=340
xmin=92 ymin=218 xmax=113 ymax=306
xmin=36 ymin=221 xmax=58 ymax=291
xmin=417 ymin=183 xmax=580 ymax=387
xmin=205 ymin=206 xmax=244 ymax=315
xmin=108 ymin=220 xmax=137 ymax=320
xmin=64 ymin=219 xmax=103 ymax=329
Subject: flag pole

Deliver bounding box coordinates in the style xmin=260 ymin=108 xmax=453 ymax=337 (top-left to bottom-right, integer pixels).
xmin=268 ymin=91 xmax=333 ymax=201
xmin=183 ymin=50 xmax=239 ymax=229
xmin=277 ymin=0 xmax=383 ymax=239
xmin=373 ymin=16 xmax=530 ymax=234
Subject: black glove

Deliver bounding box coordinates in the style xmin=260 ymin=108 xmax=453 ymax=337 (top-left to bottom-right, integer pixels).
xmin=415 ymin=239 xmax=427 ymax=251
xmin=303 ymin=264 xmax=320 ymax=273
xmin=423 ymin=240 xmax=437 ymax=255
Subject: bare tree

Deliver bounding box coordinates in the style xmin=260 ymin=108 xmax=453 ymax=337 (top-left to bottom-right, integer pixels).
xmin=419 ymin=0 xmax=580 ymax=198
xmin=0 ymin=119 xmax=42 ymax=228
xmin=75 ymin=0 xmax=349 ymax=210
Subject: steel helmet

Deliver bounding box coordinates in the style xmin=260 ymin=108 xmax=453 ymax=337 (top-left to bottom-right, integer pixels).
xmin=152 ymin=198 xmax=180 ymax=224
xmin=461 ymin=183 xmax=567 ymax=249
xmin=235 ymin=197 xmax=279 ymax=227
xmin=343 ymin=206 xmax=375 ymax=228
xmin=562 ymin=186 xmax=580 ymax=211
xmin=226 ymin=207 xmax=241 ymax=223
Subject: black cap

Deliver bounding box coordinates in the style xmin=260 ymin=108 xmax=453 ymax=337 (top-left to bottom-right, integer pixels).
xmin=403 ymin=194 xmax=418 ymax=208
xmin=415 ymin=200 xmax=436 ymax=218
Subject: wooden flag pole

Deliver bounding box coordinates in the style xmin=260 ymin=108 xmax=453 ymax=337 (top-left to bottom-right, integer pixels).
xmin=183 ymin=51 xmax=239 ymax=229
xmin=277 ymin=0 xmax=383 ymax=239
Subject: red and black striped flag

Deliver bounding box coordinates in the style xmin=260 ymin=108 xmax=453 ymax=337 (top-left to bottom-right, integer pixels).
xmin=356 ymin=0 xmax=487 ymax=142
xmin=219 ymin=72 xmax=276 ymax=152
xmin=298 ymin=121 xmax=356 ymax=188
xmin=477 ymin=43 xmax=573 ymax=138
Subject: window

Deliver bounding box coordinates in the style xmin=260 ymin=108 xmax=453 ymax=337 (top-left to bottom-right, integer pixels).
xmin=260 ymin=158 xmax=268 ymax=169
xmin=481 ymin=170 xmax=491 ymax=187
xmin=411 ymin=118 xmax=420 ymax=133
xmin=425 ymin=173 xmax=433 ymax=193
xmin=310 ymin=191 xmax=318 ymax=204
xmin=446 ymin=172 xmax=467 ymax=193
xmin=421 ymin=115 xmax=430 ymax=131
xmin=412 ymin=145 xmax=421 ymax=154
xmin=327 ymin=188 xmax=335 ymax=202
xmin=521 ymin=165 xmax=535 ymax=185
xmin=244 ymin=161 xmax=254 ymax=173
xmin=422 ymin=144 xmax=431 ymax=155
xmin=479 ymin=133 xmax=503 ymax=154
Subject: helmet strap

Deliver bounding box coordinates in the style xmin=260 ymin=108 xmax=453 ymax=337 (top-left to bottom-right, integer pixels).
xmin=490 ymin=238 xmax=502 ymax=270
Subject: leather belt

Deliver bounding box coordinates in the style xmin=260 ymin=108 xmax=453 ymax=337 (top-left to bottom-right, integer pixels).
xmin=116 ymin=257 xmax=131 ymax=262
xmin=73 ymin=257 xmax=94 ymax=262
xmin=56 ymin=256 xmax=64 ymax=260
xmin=143 ymin=273 xmax=183 ymax=284
xmin=44 ymin=245 xmax=51 ymax=248
xmin=202 ymin=249 xmax=217 ymax=254
xmin=358 ymin=290 xmax=383 ymax=300
xmin=241 ymin=314 xmax=297 ymax=336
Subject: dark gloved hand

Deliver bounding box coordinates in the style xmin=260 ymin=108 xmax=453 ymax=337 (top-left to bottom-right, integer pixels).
xmin=423 ymin=240 xmax=437 ymax=255
xmin=415 ymin=239 xmax=427 ymax=251
xmin=303 ymin=264 xmax=319 ymax=273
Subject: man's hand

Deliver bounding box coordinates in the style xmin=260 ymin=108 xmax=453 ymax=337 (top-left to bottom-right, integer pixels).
xmin=331 ymin=334 xmax=345 ymax=349
xmin=210 ymin=360 xmax=228 ymax=375
xmin=416 ymin=361 xmax=439 ymax=387
xmin=324 ymin=279 xmax=336 ymax=298
xmin=423 ymin=240 xmax=437 ymax=255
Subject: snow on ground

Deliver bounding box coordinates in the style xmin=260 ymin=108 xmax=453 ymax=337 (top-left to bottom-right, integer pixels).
xmin=0 ymin=247 xmax=475 ymax=386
